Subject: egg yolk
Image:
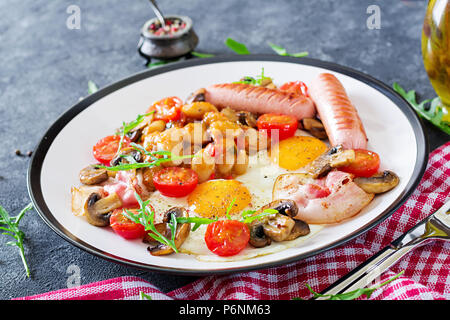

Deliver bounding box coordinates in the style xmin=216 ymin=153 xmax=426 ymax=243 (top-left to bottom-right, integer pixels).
xmin=270 ymin=136 xmax=327 ymax=170
xmin=187 ymin=180 xmax=252 ymax=219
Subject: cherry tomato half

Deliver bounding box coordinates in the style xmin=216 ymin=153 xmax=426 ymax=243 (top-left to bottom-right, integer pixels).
xmin=256 ymin=113 xmax=298 ymax=141
xmin=110 ymin=208 xmax=147 ymax=240
xmin=93 ymin=135 xmax=131 ymax=166
xmin=204 ymin=220 xmax=250 ymax=257
xmin=280 ymin=81 xmax=309 ymax=97
xmin=147 ymin=96 xmax=183 ymax=122
xmin=153 ymin=167 xmax=199 ymax=197
xmin=340 ymin=149 xmax=380 ymax=178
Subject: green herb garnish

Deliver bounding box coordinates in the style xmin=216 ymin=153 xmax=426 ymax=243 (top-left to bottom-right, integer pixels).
xmin=139 ymin=292 xmax=153 ymax=300
xmin=294 ymin=270 xmax=405 ymax=300
xmin=240 ymin=208 xmax=278 ymax=224
xmin=122 ymin=192 xmax=179 ymax=253
xmin=268 ymin=42 xmax=308 ymax=58
xmin=176 ymin=216 xmax=217 ymax=231
xmin=147 ymin=58 xmax=180 ymax=69
xmin=235 ymin=67 xmax=272 ymax=86
xmin=191 ymin=51 xmax=215 ymax=58
xmin=0 ymin=203 xmax=33 ymax=277
xmin=393 ymin=82 xmax=450 ymax=135
xmin=88 ymin=80 xmax=99 ymax=94
xmin=130 ymin=143 xmax=172 ymax=159
xmin=114 ymin=112 xmax=154 ymax=156
xmin=225 ymin=37 xmax=251 ymax=55
xmin=118 ymin=112 xmax=154 ymax=136
xmin=97 ymin=154 xmax=194 ymax=172
xmin=225 ymin=198 xmax=237 ymax=220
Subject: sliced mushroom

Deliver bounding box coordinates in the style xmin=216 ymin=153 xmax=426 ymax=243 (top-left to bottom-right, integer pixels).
xmin=302 ymin=145 xmax=355 ymax=178
xmin=71 ymin=185 xmax=104 ymax=216
xmin=284 ymin=220 xmax=310 ymax=241
xmin=257 ymin=200 xmax=301 ymax=242
xmin=249 ymin=223 xmax=272 ymax=248
xmin=126 ymin=128 xmax=143 ymax=143
xmin=147 ymin=207 xmax=191 ymax=256
xmin=79 ymin=165 xmax=108 ymax=185
xmin=142 ymin=221 xmax=167 ymax=244
xmin=84 ymin=192 xmax=122 ymax=227
xmin=236 ymin=111 xmax=257 ymax=128
xmin=263 ymin=214 xmax=295 ymax=242
xmin=122 ymin=113 xmax=154 ymax=143
xmin=302 ymin=118 xmax=328 ymax=139
xmin=110 ymin=147 xmax=143 ymax=166
xmin=186 ymin=88 xmax=206 ymax=104
xmin=248 ymin=199 xmax=311 ymax=245
xmin=354 ymin=170 xmax=400 ymax=194
xmin=260 ymin=199 xmax=299 ymax=219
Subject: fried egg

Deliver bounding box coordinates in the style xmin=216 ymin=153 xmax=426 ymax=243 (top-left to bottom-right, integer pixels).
xmin=270 ymin=135 xmax=327 ymax=170
xmin=147 ymin=130 xmax=326 ymax=261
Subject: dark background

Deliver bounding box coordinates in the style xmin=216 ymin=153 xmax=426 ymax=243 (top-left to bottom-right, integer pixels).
xmin=0 ymin=0 xmax=448 ymax=299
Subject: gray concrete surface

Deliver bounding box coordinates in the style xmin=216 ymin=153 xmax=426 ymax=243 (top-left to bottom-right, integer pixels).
xmin=0 ymin=0 xmax=448 ymax=299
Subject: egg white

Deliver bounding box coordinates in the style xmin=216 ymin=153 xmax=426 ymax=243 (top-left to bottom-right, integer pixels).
xmin=146 ymin=129 xmax=326 ymax=262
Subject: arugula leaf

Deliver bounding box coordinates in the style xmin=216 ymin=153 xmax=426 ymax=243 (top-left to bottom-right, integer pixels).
xmin=289 ymin=51 xmax=309 ymax=58
xmin=298 ymin=270 xmax=405 ymax=300
xmin=147 ymin=58 xmax=180 ymax=69
xmin=268 ymin=42 xmax=287 ymax=56
xmin=122 ymin=192 xmax=178 ymax=253
xmin=237 ymin=76 xmax=257 ymax=85
xmin=0 ymin=203 xmax=33 ymax=277
xmin=96 ymin=154 xmax=194 ymax=171
xmin=191 ymin=51 xmax=215 ymax=58
xmin=225 ymin=38 xmax=251 ymax=55
xmin=393 ymin=82 xmax=450 ymax=135
xmin=167 ymin=212 xmax=178 ymax=249
xmin=118 ymin=154 xmax=138 ymax=164
xmin=267 ymin=42 xmax=308 ymax=57
xmin=139 ymin=292 xmax=152 ymax=300
xmin=119 ymin=112 xmax=154 ymax=136
xmin=130 ymin=143 xmax=171 ymax=158
xmin=235 ymin=68 xmax=272 ymax=86
xmin=88 ymin=80 xmax=99 ymax=94
xmin=225 ymin=198 xmax=237 ymax=220
xmin=114 ymin=112 xmax=154 ymax=157
xmin=176 ymin=216 xmax=217 ymax=231
xmin=241 ymin=208 xmax=278 ymax=224
xmin=268 ymin=42 xmax=308 ymax=58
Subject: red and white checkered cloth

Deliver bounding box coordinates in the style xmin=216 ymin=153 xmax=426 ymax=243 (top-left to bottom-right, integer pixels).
xmin=17 ymin=142 xmax=450 ymax=300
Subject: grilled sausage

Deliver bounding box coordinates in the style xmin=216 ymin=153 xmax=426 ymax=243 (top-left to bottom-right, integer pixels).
xmin=308 ymin=73 xmax=368 ymax=150
xmin=204 ymin=83 xmax=316 ymax=120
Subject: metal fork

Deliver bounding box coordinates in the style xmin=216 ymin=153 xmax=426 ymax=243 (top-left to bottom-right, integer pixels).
xmin=317 ymin=200 xmax=450 ymax=298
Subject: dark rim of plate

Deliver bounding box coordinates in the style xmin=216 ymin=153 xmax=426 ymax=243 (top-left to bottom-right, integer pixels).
xmin=27 ymin=55 xmax=429 ymax=276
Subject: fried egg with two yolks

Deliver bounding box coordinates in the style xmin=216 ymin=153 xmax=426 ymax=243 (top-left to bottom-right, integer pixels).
xmin=148 ymin=131 xmax=326 ymax=261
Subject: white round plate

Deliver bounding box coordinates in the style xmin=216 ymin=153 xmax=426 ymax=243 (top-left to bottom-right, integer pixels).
xmin=28 ymin=55 xmax=427 ymax=275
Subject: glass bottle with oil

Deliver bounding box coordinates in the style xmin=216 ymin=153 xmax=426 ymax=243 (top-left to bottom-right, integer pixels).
xmin=422 ymin=0 xmax=450 ymax=123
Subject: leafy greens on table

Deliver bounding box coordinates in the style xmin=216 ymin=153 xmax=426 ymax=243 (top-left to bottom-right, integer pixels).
xmin=393 ymin=82 xmax=450 ymax=135
xmin=0 ymin=203 xmax=33 ymax=277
